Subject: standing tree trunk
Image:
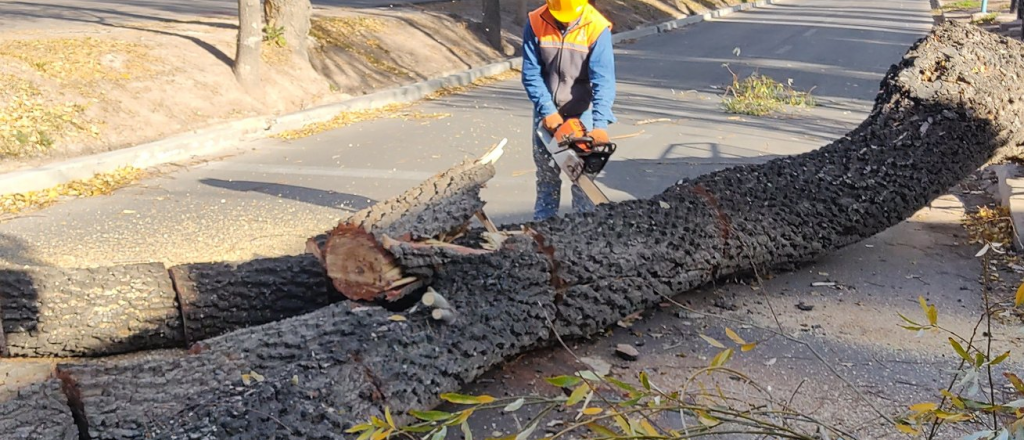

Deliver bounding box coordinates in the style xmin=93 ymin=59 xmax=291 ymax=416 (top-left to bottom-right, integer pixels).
xmin=515 ymin=0 xmax=529 ymax=26
xmin=263 ymin=0 xmax=313 ymax=62
xmin=233 ymin=0 xmax=262 ymax=94
xmin=482 ymin=0 xmax=503 ymax=50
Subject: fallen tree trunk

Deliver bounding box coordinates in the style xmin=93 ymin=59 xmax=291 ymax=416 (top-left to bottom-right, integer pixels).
xmin=48 ymin=22 xmax=1024 ymax=439
xmin=0 ymin=256 xmax=336 ymax=358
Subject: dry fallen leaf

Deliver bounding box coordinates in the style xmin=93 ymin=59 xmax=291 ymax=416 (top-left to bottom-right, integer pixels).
xmin=388 ymin=315 xmax=407 ymax=322
xmin=617 ymin=311 xmax=642 ymax=328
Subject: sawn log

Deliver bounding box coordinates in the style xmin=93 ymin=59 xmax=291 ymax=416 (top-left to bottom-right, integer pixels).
xmin=0 ymin=256 xmax=336 ymax=358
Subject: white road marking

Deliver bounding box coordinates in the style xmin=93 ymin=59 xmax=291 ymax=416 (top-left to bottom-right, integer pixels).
xmin=206 ymin=162 xmax=522 ymax=183
xmin=803 ymin=28 xmax=818 ymax=37
xmin=775 ymin=44 xmax=793 ymax=54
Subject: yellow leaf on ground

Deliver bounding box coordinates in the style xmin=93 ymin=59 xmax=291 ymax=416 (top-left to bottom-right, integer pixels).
xmin=909 ymin=402 xmax=937 ymax=413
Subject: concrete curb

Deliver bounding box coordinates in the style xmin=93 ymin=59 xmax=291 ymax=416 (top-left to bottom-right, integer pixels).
xmin=0 ymin=0 xmax=779 ymax=196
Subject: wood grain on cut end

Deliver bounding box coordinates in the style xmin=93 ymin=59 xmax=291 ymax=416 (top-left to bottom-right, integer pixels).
xmin=324 ymin=223 xmax=404 ymax=301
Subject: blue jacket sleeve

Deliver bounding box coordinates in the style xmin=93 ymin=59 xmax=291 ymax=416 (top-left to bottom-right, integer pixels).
xmin=588 ymin=28 xmax=616 ymax=129
xmin=521 ymin=22 xmax=559 ymax=118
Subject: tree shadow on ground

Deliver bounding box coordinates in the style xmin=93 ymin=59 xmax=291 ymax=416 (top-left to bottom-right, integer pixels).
xmin=3 ymin=2 xmax=235 ymax=67
xmin=200 ymin=178 xmax=377 ymax=211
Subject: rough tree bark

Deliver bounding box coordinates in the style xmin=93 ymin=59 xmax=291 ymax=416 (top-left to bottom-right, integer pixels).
xmin=0 ymin=256 xmax=336 ymax=358
xmin=25 ymin=21 xmax=1024 ymax=439
xmin=482 ymin=0 xmax=503 ymax=50
xmin=1 ymin=377 xmax=78 ymax=440
xmin=233 ymin=0 xmax=262 ymax=93
xmin=263 ymin=0 xmax=313 ymax=62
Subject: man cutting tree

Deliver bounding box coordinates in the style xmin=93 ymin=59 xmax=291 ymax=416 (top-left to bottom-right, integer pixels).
xmin=522 ymin=0 xmax=617 ymax=221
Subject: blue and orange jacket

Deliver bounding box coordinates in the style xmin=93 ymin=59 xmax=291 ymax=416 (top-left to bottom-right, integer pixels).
xmin=522 ymin=4 xmax=617 ymax=129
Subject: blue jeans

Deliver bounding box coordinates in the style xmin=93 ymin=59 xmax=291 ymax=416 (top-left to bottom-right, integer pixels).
xmin=532 ymin=109 xmax=596 ymax=221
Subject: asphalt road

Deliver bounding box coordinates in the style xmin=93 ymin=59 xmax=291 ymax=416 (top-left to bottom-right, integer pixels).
xmin=0 ymin=0 xmax=444 ymax=30
xmin=0 ymin=0 xmax=935 ymax=268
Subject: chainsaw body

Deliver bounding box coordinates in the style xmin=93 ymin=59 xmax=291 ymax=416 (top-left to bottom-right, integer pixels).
xmin=550 ymin=118 xmax=617 ymax=176
xmin=536 ymin=118 xmax=616 ymax=205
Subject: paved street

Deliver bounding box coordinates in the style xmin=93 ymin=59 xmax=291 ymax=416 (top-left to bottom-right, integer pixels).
xmin=0 ymin=0 xmax=443 ymax=30
xmin=0 ymin=0 xmax=934 ymax=268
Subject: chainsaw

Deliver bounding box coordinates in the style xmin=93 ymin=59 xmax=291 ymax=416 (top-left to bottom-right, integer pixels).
xmin=536 ymin=118 xmax=617 ymax=205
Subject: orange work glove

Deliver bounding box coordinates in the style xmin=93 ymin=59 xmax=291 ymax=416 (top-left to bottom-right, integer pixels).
xmin=589 ymin=128 xmax=610 ymax=145
xmin=541 ymin=112 xmax=564 ymax=134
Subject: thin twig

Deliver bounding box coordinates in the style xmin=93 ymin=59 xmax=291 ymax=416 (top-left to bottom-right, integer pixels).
xmin=926 ymin=297 xmax=987 ymax=439
xmin=786 ymin=379 xmax=807 ymax=410
xmin=982 ymin=253 xmax=998 ymax=430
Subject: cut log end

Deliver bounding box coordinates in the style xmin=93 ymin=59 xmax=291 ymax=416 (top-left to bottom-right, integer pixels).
xmin=421 ymin=288 xmax=451 ymax=309
xmin=324 ymin=224 xmax=404 ymax=301
xmin=431 ymin=308 xmax=457 ymax=324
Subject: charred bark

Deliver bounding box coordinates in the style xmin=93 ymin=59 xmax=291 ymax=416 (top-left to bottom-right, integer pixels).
xmin=0 ymin=378 xmax=78 ymax=440
xmin=30 ymin=22 xmax=1024 ymax=439
xmin=0 ymin=263 xmax=183 ymax=358
xmin=0 ymin=256 xmax=336 ymax=358
xmin=168 ymin=254 xmax=337 ymax=343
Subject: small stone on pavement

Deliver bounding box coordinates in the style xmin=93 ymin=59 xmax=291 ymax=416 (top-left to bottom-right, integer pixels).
xmin=616 ymin=344 xmax=640 ymax=361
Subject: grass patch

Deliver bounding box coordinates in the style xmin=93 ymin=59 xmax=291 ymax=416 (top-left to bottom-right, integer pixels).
xmin=942 ymin=0 xmax=981 ymax=10
xmin=721 ymin=66 xmax=815 ymax=116
xmin=0 ymin=74 xmax=95 ymax=158
xmin=0 ymin=166 xmax=146 ymax=217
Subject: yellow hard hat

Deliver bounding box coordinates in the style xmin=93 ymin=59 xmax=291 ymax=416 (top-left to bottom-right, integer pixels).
xmin=547 ymin=0 xmax=587 ymax=23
